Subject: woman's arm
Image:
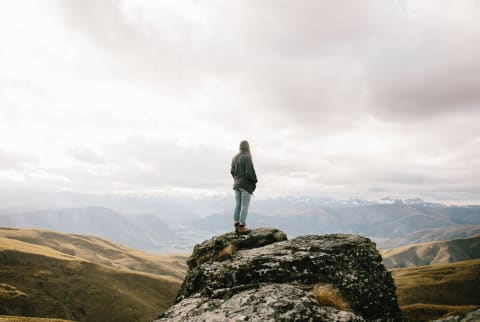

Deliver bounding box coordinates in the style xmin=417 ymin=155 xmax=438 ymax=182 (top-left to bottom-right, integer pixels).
xmin=245 ymin=157 xmax=257 ymax=183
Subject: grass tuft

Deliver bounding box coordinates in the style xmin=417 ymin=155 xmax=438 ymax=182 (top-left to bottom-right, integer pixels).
xmin=218 ymin=244 xmax=236 ymax=260
xmin=312 ymin=284 xmax=350 ymax=311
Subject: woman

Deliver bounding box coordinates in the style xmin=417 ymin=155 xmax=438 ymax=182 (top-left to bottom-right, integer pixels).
xmin=230 ymin=140 xmax=257 ymax=234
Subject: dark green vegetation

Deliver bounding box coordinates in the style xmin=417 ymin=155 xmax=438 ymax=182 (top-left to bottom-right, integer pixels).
xmin=0 ymin=228 xmax=188 ymax=322
xmin=391 ymin=259 xmax=480 ymax=321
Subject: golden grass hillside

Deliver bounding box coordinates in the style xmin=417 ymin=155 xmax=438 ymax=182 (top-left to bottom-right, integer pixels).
xmin=0 ymin=227 xmax=188 ymax=279
xmin=391 ymin=259 xmax=480 ymax=321
xmin=382 ymin=235 xmax=480 ymax=269
xmin=0 ymin=228 xmax=189 ymax=322
xmin=0 ymin=315 xmax=73 ymax=322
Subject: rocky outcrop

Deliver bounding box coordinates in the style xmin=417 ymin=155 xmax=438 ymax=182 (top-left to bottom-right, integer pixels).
xmin=156 ymin=228 xmax=403 ymax=322
xmin=184 ymin=227 xmax=287 ymax=271
xmin=432 ymin=308 xmax=480 ymax=322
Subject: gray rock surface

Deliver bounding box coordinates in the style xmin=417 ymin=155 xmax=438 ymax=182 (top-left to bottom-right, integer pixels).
xmin=185 ymin=227 xmax=287 ymax=270
xmin=158 ymin=284 xmax=364 ymax=322
xmin=432 ymin=308 xmax=480 ymax=322
xmin=156 ymin=228 xmax=403 ymax=322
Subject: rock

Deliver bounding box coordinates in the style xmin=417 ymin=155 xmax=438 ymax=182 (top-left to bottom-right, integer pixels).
xmin=158 ymin=284 xmax=365 ymax=322
xmin=156 ymin=228 xmax=403 ymax=322
xmin=432 ymin=308 xmax=480 ymax=322
xmin=185 ymin=227 xmax=287 ymax=270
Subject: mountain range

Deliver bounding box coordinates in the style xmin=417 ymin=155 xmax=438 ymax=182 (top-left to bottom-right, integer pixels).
xmin=0 ymin=207 xmax=176 ymax=252
xmin=1 ymin=226 xmax=479 ymax=321
xmin=192 ymin=199 xmax=480 ymax=248
xmin=1 ymin=197 xmax=479 ymax=253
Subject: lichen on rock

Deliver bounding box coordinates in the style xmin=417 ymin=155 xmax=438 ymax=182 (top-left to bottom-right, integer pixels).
xmin=155 ymin=228 xmax=403 ymax=322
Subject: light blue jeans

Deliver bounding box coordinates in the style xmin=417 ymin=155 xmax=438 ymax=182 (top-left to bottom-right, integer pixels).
xmin=233 ymin=189 xmax=251 ymax=225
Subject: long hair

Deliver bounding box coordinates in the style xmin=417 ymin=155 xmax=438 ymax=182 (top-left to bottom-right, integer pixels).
xmin=239 ymin=140 xmax=251 ymax=156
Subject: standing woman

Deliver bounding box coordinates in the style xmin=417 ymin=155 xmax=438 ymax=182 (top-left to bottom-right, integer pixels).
xmin=231 ymin=140 xmax=257 ymax=234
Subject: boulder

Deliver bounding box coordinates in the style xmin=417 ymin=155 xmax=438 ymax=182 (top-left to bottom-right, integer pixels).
xmin=185 ymin=227 xmax=287 ymax=270
xmin=432 ymin=308 xmax=480 ymax=322
xmin=156 ymin=228 xmax=403 ymax=322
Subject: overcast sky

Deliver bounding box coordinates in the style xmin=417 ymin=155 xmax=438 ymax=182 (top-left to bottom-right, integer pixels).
xmin=0 ymin=0 xmax=479 ymax=204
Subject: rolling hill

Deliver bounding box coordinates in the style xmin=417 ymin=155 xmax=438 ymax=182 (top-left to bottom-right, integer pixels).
xmin=0 ymin=228 xmax=188 ymax=322
xmin=2 ymin=225 xmax=480 ymax=321
xmin=382 ymin=235 xmax=480 ymax=269
xmin=379 ymin=225 xmax=480 ymax=249
xmin=0 ymin=227 xmax=187 ymax=279
xmin=0 ymin=316 xmax=73 ymax=322
xmin=391 ymin=259 xmax=480 ymax=321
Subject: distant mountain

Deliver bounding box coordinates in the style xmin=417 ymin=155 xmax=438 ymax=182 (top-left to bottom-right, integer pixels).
xmin=0 ymin=207 xmax=176 ymax=252
xmin=0 ymin=228 xmax=186 ymax=322
xmin=193 ymin=201 xmax=480 ymax=240
xmin=1 ymin=198 xmax=480 ymax=253
xmin=391 ymin=259 xmax=480 ymax=321
xmin=382 ymin=235 xmax=480 ymax=269
xmin=378 ymin=225 xmax=480 ymax=249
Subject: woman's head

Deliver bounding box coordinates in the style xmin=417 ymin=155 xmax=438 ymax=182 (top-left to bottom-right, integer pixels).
xmin=239 ymin=140 xmax=250 ymax=153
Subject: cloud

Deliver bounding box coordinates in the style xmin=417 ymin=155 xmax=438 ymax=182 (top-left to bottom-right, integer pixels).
xmin=0 ymin=0 xmax=478 ymax=203
xmin=53 ymin=1 xmax=480 ymax=125
xmin=364 ymin=1 xmax=480 ymax=120
xmin=69 ymin=147 xmax=105 ymax=164
xmin=54 ymin=0 xmax=211 ymax=93
xmin=41 ymin=137 xmax=233 ymax=193
xmin=0 ymin=149 xmax=35 ymax=170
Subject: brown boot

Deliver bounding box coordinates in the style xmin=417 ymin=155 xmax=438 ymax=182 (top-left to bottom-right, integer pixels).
xmin=237 ymin=224 xmax=249 ymax=234
xmin=234 ymin=222 xmax=240 ymax=234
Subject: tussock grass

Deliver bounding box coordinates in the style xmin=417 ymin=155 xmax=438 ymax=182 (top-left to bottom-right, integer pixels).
xmin=392 ymin=259 xmax=480 ymax=306
xmin=0 ymin=315 xmax=73 ymax=322
xmin=400 ymin=303 xmax=479 ymax=322
xmin=0 ymin=228 xmax=188 ymax=280
xmin=391 ymin=259 xmax=480 ymax=321
xmin=218 ymin=244 xmax=236 ymax=260
xmin=0 ymin=284 xmax=26 ymax=300
xmin=0 ymin=250 xmax=182 ymax=322
xmin=0 ymin=227 xmax=189 ymax=322
xmin=382 ymin=235 xmax=480 ymax=269
xmin=0 ymin=238 xmax=76 ymax=261
xmin=195 ymin=253 xmax=210 ymax=267
xmin=312 ymin=284 xmax=350 ymax=311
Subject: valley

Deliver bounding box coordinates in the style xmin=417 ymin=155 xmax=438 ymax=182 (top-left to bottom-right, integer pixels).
xmin=1 ymin=217 xmax=479 ymax=321
xmin=0 ymin=228 xmax=187 ymax=322
xmin=392 ymin=259 xmax=480 ymax=321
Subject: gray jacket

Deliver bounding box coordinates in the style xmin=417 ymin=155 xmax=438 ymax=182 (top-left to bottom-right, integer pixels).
xmin=231 ymin=151 xmax=257 ymax=194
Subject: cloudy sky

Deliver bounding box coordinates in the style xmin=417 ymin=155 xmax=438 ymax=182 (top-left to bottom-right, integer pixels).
xmin=0 ymin=0 xmax=479 ymax=204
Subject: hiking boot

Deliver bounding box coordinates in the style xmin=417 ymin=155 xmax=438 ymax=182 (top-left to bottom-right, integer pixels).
xmin=237 ymin=224 xmax=249 ymax=234
xmin=234 ymin=222 xmax=240 ymax=234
